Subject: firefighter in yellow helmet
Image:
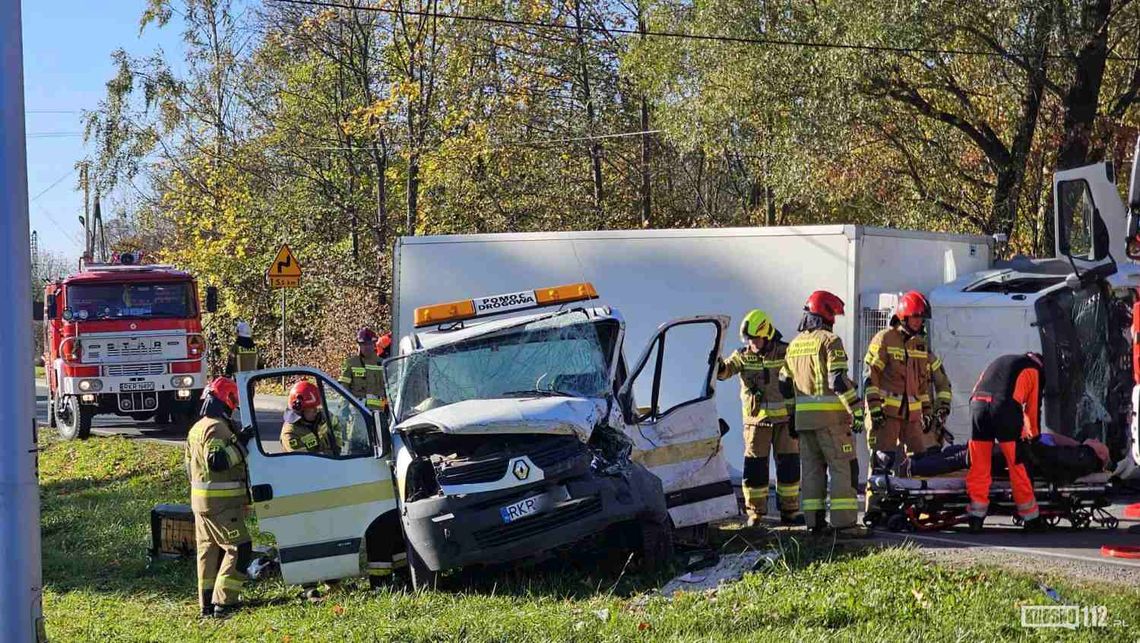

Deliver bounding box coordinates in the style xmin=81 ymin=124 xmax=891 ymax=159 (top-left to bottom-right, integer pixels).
xmin=186 ymin=377 xmax=252 ymax=618
xmin=862 ymin=291 xmax=953 ymax=522
xmin=779 ymin=291 xmax=869 ymax=538
xmin=339 ymin=328 xmax=387 ymax=412
xmin=717 ymin=309 xmax=802 ymax=528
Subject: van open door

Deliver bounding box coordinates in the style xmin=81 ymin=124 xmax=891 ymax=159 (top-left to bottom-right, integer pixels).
xmin=235 ymin=367 xmax=398 ymax=586
xmin=1054 ymin=161 xmax=1123 ymax=278
xmin=619 ymin=316 xmax=739 ymax=528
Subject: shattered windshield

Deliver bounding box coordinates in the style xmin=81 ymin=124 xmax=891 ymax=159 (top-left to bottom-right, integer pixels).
xmin=385 ymin=311 xmax=615 ymax=425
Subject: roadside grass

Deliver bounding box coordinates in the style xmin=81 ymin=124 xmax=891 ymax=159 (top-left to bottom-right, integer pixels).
xmin=36 ymin=365 xmax=45 ymax=379
xmin=41 ymin=433 xmax=1140 ymax=642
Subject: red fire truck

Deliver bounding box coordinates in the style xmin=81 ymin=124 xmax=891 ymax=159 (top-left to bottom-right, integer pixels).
xmin=41 ymin=252 xmax=217 ymax=439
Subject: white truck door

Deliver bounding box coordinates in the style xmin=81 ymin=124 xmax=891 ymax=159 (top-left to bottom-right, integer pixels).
xmin=236 ymin=367 xmax=397 ymax=586
xmin=1053 ymin=161 xmax=1125 ymax=270
xmin=619 ymin=315 xmax=740 ymax=528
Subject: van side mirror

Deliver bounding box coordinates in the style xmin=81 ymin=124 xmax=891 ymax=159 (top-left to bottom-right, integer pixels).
xmin=1092 ymin=209 xmax=1110 ymax=261
xmin=205 ymin=286 xmax=218 ymax=313
xmin=33 ymin=301 xmax=44 ymax=322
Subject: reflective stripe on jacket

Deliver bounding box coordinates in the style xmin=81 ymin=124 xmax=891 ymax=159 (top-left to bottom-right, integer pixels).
xmin=863 ymin=327 xmax=952 ymax=420
xmin=717 ymin=341 xmax=791 ymax=425
xmin=185 ymin=416 xmax=248 ymax=513
xmin=339 ymin=354 xmax=386 ymax=409
xmin=780 ymin=329 xmax=859 ymax=430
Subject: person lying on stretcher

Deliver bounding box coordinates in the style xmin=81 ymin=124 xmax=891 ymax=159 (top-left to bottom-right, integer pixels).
xmin=897 ymin=433 xmax=1110 ymax=483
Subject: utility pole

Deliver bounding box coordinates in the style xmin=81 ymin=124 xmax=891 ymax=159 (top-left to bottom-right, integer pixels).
xmin=80 ymin=161 xmax=91 ymax=262
xmin=0 ymin=2 xmax=46 ymax=640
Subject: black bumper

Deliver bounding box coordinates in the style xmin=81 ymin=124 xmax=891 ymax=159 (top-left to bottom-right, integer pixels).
xmin=402 ymin=463 xmax=666 ymax=572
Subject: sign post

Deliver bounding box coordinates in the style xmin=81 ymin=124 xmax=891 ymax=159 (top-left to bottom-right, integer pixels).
xmin=266 ymin=244 xmax=302 ymax=368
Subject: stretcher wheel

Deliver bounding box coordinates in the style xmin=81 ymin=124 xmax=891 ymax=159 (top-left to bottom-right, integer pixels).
xmin=863 ymin=509 xmax=885 ymax=527
xmin=886 ymin=514 xmax=910 ymax=532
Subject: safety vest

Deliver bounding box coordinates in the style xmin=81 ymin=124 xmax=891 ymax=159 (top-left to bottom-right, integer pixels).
xmin=281 ymin=417 xmax=337 ymax=454
xmin=185 ymin=416 xmax=248 ymax=513
xmin=863 ymin=327 xmax=952 ymax=420
xmin=780 ymin=329 xmax=860 ymax=430
xmin=717 ymin=341 xmax=792 ymax=425
xmin=231 ymin=344 xmax=258 ymax=373
xmin=339 ymin=354 xmax=386 ymax=410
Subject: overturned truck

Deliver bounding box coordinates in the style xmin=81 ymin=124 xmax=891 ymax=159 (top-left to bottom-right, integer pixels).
xmin=236 ymin=283 xmax=739 ymax=590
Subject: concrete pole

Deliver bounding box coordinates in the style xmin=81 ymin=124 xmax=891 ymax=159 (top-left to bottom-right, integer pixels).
xmin=0 ymin=2 xmax=46 ymax=640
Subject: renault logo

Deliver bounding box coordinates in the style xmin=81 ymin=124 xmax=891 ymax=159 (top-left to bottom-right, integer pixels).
xmin=511 ymin=458 xmax=530 ymax=480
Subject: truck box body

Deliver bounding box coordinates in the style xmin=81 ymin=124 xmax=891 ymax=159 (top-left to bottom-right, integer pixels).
xmin=393 ymin=226 xmax=993 ymax=476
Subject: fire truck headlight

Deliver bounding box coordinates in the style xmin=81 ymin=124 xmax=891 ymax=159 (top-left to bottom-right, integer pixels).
xmin=80 ymin=394 xmax=96 ymax=403
xmin=78 ymin=379 xmax=103 ymax=392
xmin=170 ymin=376 xmax=195 ymax=388
xmin=176 ymin=389 xmax=192 ymax=399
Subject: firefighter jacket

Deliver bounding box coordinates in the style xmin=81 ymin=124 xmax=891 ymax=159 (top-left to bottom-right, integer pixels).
xmin=281 ymin=413 xmax=338 ymax=455
xmin=779 ymin=329 xmax=860 ymax=430
xmin=186 ymin=416 xmax=248 ymax=513
xmin=339 ymin=354 xmax=386 ymax=410
xmin=224 ymin=341 xmax=259 ymax=376
xmin=717 ymin=340 xmax=793 ymax=426
xmin=863 ymin=327 xmax=952 ymax=420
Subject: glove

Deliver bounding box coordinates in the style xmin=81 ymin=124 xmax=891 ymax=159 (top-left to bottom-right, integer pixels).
xmin=236 ymin=425 xmax=256 ymax=446
xmin=787 ymin=417 xmax=798 ymax=440
xmin=935 ymin=406 xmax=950 ymax=423
xmin=851 ymin=408 xmax=866 ymax=434
xmin=869 ymin=405 xmax=884 ymax=424
xmin=922 ymin=414 xmax=935 ymax=434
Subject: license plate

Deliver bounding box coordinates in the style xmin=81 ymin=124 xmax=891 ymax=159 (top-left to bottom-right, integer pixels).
xmin=499 ymin=493 xmax=549 ymax=524
xmin=120 ymin=382 xmax=155 ymax=392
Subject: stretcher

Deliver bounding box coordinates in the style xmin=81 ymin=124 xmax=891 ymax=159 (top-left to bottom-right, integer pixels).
xmin=865 ymin=472 xmax=1119 ymax=532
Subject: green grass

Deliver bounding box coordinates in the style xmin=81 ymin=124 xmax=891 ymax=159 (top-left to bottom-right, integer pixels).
xmin=40 ymin=433 xmax=1140 ymax=642
xmin=36 ymin=365 xmax=45 ymax=379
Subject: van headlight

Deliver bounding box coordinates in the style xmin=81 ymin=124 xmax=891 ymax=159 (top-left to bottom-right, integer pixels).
xmin=170 ymin=376 xmax=195 ymax=388
xmin=77 ymin=379 xmax=103 ymax=392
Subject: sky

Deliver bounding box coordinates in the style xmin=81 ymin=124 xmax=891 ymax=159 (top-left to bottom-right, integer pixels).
xmin=21 ymin=0 xmax=185 ymax=261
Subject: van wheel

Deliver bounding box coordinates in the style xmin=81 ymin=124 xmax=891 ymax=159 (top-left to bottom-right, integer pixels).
xmin=57 ymin=396 xmax=92 ymax=440
xmin=638 ymin=518 xmax=674 ymax=574
xmin=405 ymin=541 xmax=438 ymax=591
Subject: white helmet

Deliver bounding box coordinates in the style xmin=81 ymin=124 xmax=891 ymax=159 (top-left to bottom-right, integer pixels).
xmin=236 ymin=320 xmax=252 ymax=338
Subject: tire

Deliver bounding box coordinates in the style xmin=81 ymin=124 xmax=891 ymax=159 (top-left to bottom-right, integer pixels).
xmin=171 ymin=407 xmax=196 ymax=432
xmin=405 ymin=540 xmax=438 ymax=592
xmin=638 ymin=518 xmax=674 ymax=575
xmin=56 ymin=396 xmax=93 ymax=440
xmin=885 ymin=513 xmax=909 ymax=533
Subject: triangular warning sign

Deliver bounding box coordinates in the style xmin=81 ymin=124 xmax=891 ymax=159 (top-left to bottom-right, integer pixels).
xmin=267 ymin=244 xmax=302 ymax=277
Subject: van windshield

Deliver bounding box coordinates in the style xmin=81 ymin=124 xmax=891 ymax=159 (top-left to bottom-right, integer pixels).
xmin=385 ymin=312 xmax=615 ymax=424
xmin=65 ymin=282 xmax=196 ymax=320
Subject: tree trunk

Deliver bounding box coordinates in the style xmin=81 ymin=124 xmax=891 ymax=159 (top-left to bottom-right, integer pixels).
xmin=1056 ymin=0 xmax=1112 ymax=170
xmin=572 ymin=0 xmax=603 ymax=217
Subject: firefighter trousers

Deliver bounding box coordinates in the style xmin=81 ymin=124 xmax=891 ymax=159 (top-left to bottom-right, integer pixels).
xmin=742 ymin=423 xmax=800 ymax=517
xmin=195 ymin=506 xmax=252 ymax=610
xmin=799 ymin=424 xmax=859 ymax=529
xmin=364 ymin=510 xmax=408 ymax=587
xmin=965 ymin=400 xmax=1039 ymax=520
xmin=865 ymin=415 xmax=932 ymax=511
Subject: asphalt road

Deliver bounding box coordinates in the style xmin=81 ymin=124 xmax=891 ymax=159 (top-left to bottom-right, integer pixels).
xmin=36 ymin=380 xmax=1140 ymax=581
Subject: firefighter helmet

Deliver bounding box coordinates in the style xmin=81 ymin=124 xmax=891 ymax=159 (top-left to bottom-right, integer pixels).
xmin=204 ymin=377 xmax=239 ymax=412
xmin=377 ymin=331 xmax=393 ymax=355
xmin=740 ymin=309 xmax=776 ymax=342
xmin=896 ymin=291 xmax=931 ymax=320
xmin=804 ymin=290 xmax=845 ymax=325
xmin=236 ymin=320 xmax=252 ymax=338
xmin=288 ymin=380 xmax=322 ymax=412
xmin=356 ymin=327 xmax=379 ymax=344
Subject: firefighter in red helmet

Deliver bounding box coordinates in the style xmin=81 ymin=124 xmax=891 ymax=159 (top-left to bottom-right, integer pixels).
xmin=779 ymin=291 xmax=868 ymax=538
xmin=862 ymin=290 xmax=953 ymax=522
xmin=186 ymin=376 xmax=251 ymax=618
xmin=281 ymin=380 xmax=337 ymax=455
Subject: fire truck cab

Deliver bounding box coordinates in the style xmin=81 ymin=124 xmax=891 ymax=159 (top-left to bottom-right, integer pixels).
xmin=42 ymin=252 xmax=216 ymax=439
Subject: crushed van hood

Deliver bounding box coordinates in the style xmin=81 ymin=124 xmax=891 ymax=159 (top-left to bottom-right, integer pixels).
xmin=393 ymin=396 xmax=606 ymax=442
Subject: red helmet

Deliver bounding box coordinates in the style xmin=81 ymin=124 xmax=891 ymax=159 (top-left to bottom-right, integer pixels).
xmin=204 ymin=376 xmax=239 ymax=411
xmin=896 ymin=290 xmax=931 ymax=320
xmin=356 ymin=327 xmax=378 ymax=344
xmin=376 ymin=332 xmax=393 ymax=354
xmin=288 ymin=380 xmax=322 ymax=412
xmin=804 ymin=290 xmax=845 ymax=325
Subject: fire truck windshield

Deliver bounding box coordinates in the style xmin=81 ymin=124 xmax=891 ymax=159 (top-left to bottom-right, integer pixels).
xmin=65 ymin=282 xmax=196 ymax=320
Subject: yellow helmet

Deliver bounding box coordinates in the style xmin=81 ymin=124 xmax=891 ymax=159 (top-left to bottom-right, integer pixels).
xmin=740 ymin=309 xmax=776 ymax=342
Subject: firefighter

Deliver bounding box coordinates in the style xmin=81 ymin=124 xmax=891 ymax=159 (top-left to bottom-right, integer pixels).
xmin=862 ymin=291 xmax=953 ymax=517
xmin=224 ymin=320 xmax=259 ymax=376
xmin=717 ymin=309 xmax=802 ymax=527
xmin=966 ymin=353 xmax=1046 ymax=533
xmin=186 ymin=376 xmax=252 ymax=619
xmin=779 ymin=291 xmax=869 ymax=538
xmin=339 ymin=328 xmax=387 ymax=412
xmin=281 ymin=380 xmax=337 ymax=455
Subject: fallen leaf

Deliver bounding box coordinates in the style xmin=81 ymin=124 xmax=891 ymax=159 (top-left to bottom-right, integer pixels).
xmin=593 ymin=609 xmax=610 ymax=621
xmin=332 ymin=604 xmax=345 ymax=616
xmin=638 ymin=622 xmax=652 ymax=631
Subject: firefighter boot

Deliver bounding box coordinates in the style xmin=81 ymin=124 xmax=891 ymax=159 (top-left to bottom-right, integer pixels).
xmin=967 ymin=516 xmax=985 ymax=534
xmin=781 ymin=512 xmax=805 ymax=526
xmin=199 ymin=593 xmax=214 ymax=619
xmin=1022 ymin=517 xmax=1047 ymax=533
xmin=834 ymin=524 xmax=870 ymax=539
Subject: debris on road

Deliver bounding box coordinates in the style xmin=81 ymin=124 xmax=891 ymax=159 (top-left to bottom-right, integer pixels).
xmin=660 ymin=549 xmax=780 ymax=597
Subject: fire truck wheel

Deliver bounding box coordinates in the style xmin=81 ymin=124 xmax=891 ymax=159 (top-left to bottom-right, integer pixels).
xmin=48 ymin=395 xmax=58 ymax=429
xmin=57 ymin=396 xmax=92 ymax=441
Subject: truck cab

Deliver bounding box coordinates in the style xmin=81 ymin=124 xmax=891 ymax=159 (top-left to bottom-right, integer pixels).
xmin=235 ymin=283 xmax=739 ymax=589
xmin=43 ymin=253 xmax=215 ymax=439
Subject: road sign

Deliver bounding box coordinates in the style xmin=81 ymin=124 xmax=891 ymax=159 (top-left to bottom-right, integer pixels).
xmin=267 ymin=244 xmax=301 ymax=288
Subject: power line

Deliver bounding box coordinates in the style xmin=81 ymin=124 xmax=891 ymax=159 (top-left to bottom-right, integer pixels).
xmin=26 ymin=132 xmax=84 ymax=138
xmin=296 ymin=128 xmax=665 ymax=151
xmin=29 ymin=168 xmax=77 ymax=203
xmin=26 ymin=109 xmax=82 ymax=114
xmin=269 ymin=0 xmax=1140 ymax=61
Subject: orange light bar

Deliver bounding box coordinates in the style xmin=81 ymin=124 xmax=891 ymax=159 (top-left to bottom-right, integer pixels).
xmin=414 ymin=299 xmax=478 ymax=328
xmin=534 ymin=282 xmax=599 ymax=304
xmin=414 ymin=282 xmax=599 ymax=328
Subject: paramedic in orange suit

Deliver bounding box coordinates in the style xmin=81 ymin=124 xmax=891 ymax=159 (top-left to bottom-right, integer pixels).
xmin=965 ymin=352 xmax=1046 ymax=533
